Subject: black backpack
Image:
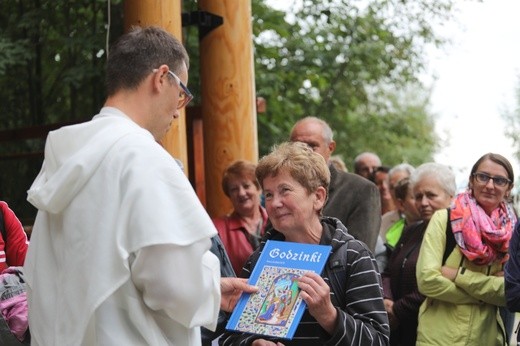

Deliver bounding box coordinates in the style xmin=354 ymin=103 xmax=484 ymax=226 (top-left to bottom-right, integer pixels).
xmin=442 ymin=209 xmax=456 ymax=265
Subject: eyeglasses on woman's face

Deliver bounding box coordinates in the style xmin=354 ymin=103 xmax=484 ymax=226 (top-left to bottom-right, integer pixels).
xmin=472 ymin=172 xmax=511 ymax=187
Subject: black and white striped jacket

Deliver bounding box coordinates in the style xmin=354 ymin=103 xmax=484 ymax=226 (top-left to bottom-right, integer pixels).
xmin=219 ymin=217 xmax=390 ymax=346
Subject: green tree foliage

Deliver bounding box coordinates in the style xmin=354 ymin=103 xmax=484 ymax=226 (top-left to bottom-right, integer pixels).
xmin=0 ymin=0 xmax=123 ymax=129
xmin=0 ymin=0 xmax=458 ymax=220
xmin=250 ymin=0 xmax=455 ymax=166
xmin=0 ymin=0 xmax=123 ymax=220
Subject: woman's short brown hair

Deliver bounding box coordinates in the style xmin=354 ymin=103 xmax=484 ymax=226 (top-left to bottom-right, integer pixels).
xmin=256 ymin=141 xmax=330 ymax=197
xmin=393 ymin=177 xmax=411 ymax=201
xmin=221 ymin=160 xmax=260 ymax=197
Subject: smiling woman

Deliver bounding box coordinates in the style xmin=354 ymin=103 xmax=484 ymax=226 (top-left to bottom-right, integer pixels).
xmin=219 ymin=142 xmax=390 ymax=345
xmin=416 ymin=153 xmax=517 ymax=345
xmin=212 ymin=160 xmax=268 ymax=275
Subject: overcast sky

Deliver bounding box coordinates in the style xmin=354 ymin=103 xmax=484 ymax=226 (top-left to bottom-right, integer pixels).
xmin=265 ymin=0 xmax=520 ymax=187
xmin=426 ymin=0 xmax=520 ymax=188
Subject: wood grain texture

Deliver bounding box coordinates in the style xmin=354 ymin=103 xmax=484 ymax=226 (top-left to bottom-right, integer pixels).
xmin=199 ymin=0 xmax=258 ymax=218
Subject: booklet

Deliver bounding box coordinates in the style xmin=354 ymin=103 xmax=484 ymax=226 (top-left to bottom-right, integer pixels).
xmin=225 ymin=240 xmax=332 ymax=340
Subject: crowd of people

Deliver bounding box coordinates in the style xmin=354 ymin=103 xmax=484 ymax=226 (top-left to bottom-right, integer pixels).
xmin=1 ymin=26 xmax=520 ymax=346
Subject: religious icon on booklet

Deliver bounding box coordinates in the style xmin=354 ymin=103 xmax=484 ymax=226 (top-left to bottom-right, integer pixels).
xmin=226 ymin=240 xmax=331 ymax=339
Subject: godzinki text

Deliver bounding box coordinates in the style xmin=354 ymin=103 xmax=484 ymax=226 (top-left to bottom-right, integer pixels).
xmin=268 ymin=248 xmax=323 ymax=262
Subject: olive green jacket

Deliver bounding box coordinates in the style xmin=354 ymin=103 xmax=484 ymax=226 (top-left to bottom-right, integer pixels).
xmin=415 ymin=209 xmax=507 ymax=346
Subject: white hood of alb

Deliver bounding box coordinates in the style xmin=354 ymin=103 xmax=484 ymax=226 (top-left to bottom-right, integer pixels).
xmin=27 ymin=107 xmax=148 ymax=213
xmin=25 ymin=107 xmax=220 ymax=345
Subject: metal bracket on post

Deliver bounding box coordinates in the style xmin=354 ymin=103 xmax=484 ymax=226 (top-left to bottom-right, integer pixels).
xmin=182 ymin=11 xmax=223 ymax=39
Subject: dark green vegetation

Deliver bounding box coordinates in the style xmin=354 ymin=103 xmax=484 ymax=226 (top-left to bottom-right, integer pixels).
xmin=1 ymin=0 xmax=458 ymax=221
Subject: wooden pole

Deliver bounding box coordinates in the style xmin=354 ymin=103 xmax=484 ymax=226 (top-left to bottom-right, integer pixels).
xmin=198 ymin=0 xmax=258 ymax=217
xmin=123 ymin=0 xmax=189 ymax=174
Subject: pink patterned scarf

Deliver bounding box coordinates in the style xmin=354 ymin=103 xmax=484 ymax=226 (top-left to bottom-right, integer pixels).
xmin=450 ymin=191 xmax=516 ymax=265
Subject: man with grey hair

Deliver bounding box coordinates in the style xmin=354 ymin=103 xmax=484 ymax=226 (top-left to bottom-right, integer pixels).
xmin=290 ymin=116 xmax=381 ymax=251
xmin=24 ymin=26 xmax=254 ymax=346
xmin=354 ymin=152 xmax=382 ymax=179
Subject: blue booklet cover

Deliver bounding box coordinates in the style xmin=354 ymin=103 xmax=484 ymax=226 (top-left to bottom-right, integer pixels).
xmin=226 ymin=240 xmax=332 ymax=340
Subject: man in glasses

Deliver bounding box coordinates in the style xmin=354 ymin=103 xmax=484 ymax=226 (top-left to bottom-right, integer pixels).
xmin=24 ymin=26 xmax=255 ymax=345
xmin=354 ymin=151 xmax=382 ymax=180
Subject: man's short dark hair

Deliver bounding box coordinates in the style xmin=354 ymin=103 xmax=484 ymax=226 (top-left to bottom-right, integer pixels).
xmin=105 ymin=26 xmax=189 ymax=96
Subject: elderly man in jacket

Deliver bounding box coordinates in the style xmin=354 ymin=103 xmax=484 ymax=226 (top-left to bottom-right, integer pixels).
xmin=290 ymin=117 xmax=381 ymax=251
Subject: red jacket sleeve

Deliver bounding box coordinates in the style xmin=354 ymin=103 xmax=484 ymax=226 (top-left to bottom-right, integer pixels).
xmin=0 ymin=201 xmax=29 ymax=269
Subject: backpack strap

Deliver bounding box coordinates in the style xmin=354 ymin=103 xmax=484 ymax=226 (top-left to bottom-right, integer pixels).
xmin=442 ymin=208 xmax=456 ymax=265
xmin=0 ymin=211 xmax=6 ymax=244
xmin=326 ymin=237 xmax=357 ymax=308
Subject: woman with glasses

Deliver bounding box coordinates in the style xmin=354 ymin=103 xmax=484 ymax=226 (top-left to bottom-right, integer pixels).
xmin=416 ymin=153 xmax=517 ymax=346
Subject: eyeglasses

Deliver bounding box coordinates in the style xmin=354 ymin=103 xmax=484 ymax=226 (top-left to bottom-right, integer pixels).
xmin=167 ymin=70 xmax=193 ymax=109
xmin=153 ymin=68 xmax=193 ymax=109
xmin=472 ymin=172 xmax=511 ymax=187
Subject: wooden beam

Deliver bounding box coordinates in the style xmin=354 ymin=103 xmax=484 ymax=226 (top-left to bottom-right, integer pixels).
xmin=199 ymin=0 xmax=258 ymax=217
